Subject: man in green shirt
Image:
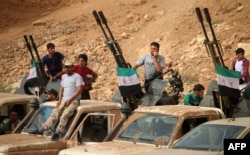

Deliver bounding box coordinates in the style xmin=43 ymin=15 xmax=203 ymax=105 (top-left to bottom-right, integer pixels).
xmin=184 ymin=84 xmax=205 ymax=106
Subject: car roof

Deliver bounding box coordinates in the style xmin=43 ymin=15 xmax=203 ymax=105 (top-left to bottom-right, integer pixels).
xmin=0 ymin=93 xmax=38 ymax=106
xmin=203 ymin=117 xmax=250 ymax=127
xmin=43 ymin=100 xmax=122 ymax=111
xmin=134 ymin=105 xmax=224 ymax=117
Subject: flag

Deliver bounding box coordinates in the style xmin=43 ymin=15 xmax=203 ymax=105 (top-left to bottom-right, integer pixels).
xmin=27 ymin=60 xmax=37 ymax=80
xmin=116 ymin=67 xmax=141 ymax=97
xmin=215 ymin=63 xmax=241 ymax=99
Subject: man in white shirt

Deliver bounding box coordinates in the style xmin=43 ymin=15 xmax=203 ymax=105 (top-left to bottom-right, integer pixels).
xmin=30 ymin=60 xmax=83 ymax=141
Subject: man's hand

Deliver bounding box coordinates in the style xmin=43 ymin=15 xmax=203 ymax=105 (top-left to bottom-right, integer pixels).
xmin=56 ymin=101 xmax=60 ymax=108
xmin=152 ymin=51 xmax=159 ymax=61
xmin=65 ymin=100 xmax=72 ymax=107
xmin=52 ymin=76 xmax=57 ymax=81
xmin=48 ymin=75 xmax=54 ymax=81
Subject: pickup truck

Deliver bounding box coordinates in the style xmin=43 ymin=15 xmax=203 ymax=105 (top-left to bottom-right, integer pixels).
xmin=0 ymin=93 xmax=38 ymax=135
xmin=58 ymin=105 xmax=225 ymax=155
xmin=0 ymin=100 xmax=126 ymax=155
xmin=133 ymin=117 xmax=250 ymax=155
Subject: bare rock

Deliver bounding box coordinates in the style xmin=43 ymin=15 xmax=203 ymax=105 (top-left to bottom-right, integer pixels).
xmin=130 ymin=0 xmax=146 ymax=6
xmin=32 ymin=20 xmax=46 ymax=26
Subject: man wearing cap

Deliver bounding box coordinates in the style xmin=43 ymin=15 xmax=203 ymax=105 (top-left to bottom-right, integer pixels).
xmin=30 ymin=60 xmax=83 ymax=141
xmin=28 ymin=88 xmax=58 ymax=132
xmin=42 ymin=88 xmax=58 ymax=121
xmin=42 ymin=43 xmax=65 ymax=81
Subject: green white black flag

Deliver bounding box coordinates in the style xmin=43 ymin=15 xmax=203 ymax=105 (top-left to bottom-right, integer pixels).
xmin=215 ymin=63 xmax=241 ymax=99
xmin=116 ymin=67 xmax=141 ymax=97
xmin=27 ymin=60 xmax=37 ymax=80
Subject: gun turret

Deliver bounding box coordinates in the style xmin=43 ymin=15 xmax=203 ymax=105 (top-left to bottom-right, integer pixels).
xmin=93 ymin=11 xmax=143 ymax=111
xmin=23 ymin=35 xmax=48 ymax=95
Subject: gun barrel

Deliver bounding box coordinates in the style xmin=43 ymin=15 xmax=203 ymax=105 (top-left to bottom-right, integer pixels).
xmin=203 ymin=8 xmax=225 ymax=67
xmin=195 ymin=7 xmax=225 ymax=68
xmin=24 ymin=35 xmax=35 ymax=60
xmin=24 ymin=35 xmax=49 ymax=91
xmin=195 ymin=7 xmax=203 ymax=23
xmin=93 ymin=10 xmax=129 ymax=68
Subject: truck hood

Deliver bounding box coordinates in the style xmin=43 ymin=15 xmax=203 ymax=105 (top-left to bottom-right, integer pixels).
xmin=133 ymin=148 xmax=222 ymax=155
xmin=59 ymin=141 xmax=164 ymax=155
xmin=0 ymin=134 xmax=66 ymax=153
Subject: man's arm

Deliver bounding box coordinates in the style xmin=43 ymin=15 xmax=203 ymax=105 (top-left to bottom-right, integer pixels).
xmin=91 ymin=71 xmax=98 ymax=82
xmin=134 ymin=55 xmax=145 ymax=69
xmin=242 ymin=59 xmax=250 ymax=77
xmin=57 ymin=87 xmax=64 ymax=108
xmin=133 ymin=64 xmax=140 ymax=69
xmin=153 ymin=58 xmax=164 ymax=72
xmin=67 ymin=86 xmax=82 ymax=105
xmin=184 ymin=94 xmax=191 ymax=106
xmin=53 ymin=53 xmax=65 ymax=80
xmin=55 ymin=71 xmax=65 ymax=79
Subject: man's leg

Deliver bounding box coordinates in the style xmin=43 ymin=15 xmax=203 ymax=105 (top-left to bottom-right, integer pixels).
xmin=51 ymin=99 xmax=79 ymax=140
xmin=42 ymin=107 xmax=62 ymax=131
xmin=144 ymin=79 xmax=153 ymax=92
xmin=29 ymin=107 xmax=63 ymax=135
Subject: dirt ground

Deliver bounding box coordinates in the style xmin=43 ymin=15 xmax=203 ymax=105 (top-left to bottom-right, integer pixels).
xmin=0 ymin=0 xmax=250 ymax=101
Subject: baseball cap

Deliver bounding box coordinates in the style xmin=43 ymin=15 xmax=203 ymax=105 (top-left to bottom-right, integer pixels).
xmin=45 ymin=88 xmax=58 ymax=97
xmin=64 ymin=60 xmax=74 ymax=66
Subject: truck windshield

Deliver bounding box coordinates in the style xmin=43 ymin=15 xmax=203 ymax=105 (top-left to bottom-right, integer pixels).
xmin=173 ymin=124 xmax=245 ymax=151
xmin=22 ymin=106 xmax=54 ymax=135
xmin=118 ymin=113 xmax=178 ymax=144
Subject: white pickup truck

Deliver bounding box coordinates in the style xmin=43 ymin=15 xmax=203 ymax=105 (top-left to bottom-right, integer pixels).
xmin=0 ymin=100 xmax=126 ymax=155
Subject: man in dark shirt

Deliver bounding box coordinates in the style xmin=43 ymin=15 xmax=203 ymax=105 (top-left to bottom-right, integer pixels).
xmin=42 ymin=43 xmax=64 ymax=81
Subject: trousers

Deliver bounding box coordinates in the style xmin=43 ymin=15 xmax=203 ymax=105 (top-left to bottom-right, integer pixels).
xmin=42 ymin=99 xmax=79 ymax=133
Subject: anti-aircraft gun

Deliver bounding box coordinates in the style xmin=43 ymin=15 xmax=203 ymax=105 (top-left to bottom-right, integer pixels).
xmin=15 ymin=35 xmax=60 ymax=97
xmin=195 ymin=7 xmax=250 ymax=118
xmin=22 ymin=35 xmax=48 ymax=95
xmin=92 ymin=11 xmax=184 ymax=114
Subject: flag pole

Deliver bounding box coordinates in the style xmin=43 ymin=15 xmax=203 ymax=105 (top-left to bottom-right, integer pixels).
xmin=219 ymin=95 xmax=223 ymax=112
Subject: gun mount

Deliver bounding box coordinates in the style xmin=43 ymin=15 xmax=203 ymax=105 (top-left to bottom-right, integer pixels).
xmin=93 ymin=10 xmax=183 ymax=114
xmin=92 ymin=10 xmax=143 ymax=112
xmin=15 ymin=35 xmax=61 ymax=98
xmin=196 ymin=8 xmax=250 ymax=118
xmin=23 ymin=35 xmax=48 ymax=95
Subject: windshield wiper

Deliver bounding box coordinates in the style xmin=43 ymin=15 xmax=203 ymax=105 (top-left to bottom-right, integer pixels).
xmin=138 ymin=138 xmax=154 ymax=143
xmin=173 ymin=146 xmax=210 ymax=151
xmin=118 ymin=136 xmax=134 ymax=141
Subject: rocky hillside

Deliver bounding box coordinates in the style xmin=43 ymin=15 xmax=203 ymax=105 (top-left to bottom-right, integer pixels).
xmin=0 ymin=0 xmax=250 ymax=101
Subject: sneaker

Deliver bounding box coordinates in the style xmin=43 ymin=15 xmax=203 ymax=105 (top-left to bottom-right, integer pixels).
xmin=29 ymin=129 xmax=43 ymax=135
xmin=51 ymin=132 xmax=61 ymax=141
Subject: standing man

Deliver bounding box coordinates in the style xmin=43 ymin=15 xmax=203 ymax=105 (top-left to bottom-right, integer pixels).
xmin=231 ymin=47 xmax=250 ymax=84
xmin=42 ymin=43 xmax=65 ymax=81
xmin=184 ymin=84 xmax=205 ymax=106
xmin=74 ymin=54 xmax=98 ymax=99
xmin=134 ymin=42 xmax=165 ymax=92
xmin=30 ymin=60 xmax=83 ymax=141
